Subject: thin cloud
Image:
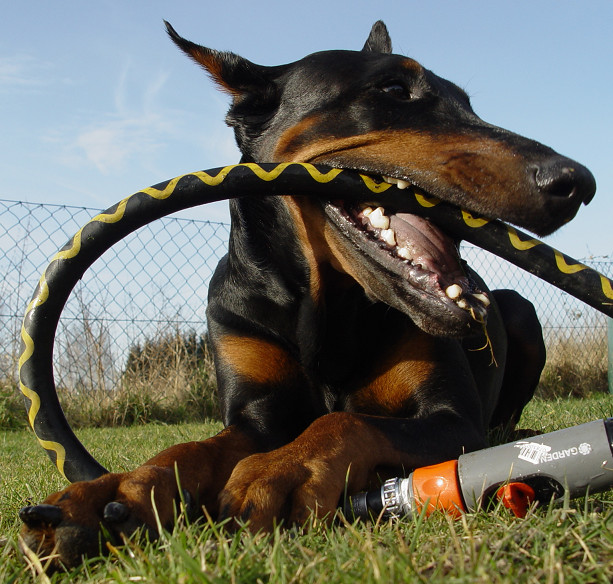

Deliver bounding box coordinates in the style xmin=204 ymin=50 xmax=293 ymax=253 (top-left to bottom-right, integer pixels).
xmin=0 ymin=55 xmax=49 ymax=90
xmin=75 ymin=111 xmax=169 ymax=174
xmin=56 ymin=67 xmax=175 ymax=174
xmin=47 ymin=62 xmax=239 ymax=177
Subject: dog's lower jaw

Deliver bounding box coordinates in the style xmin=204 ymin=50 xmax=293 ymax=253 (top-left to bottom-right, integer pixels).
xmin=364 ymin=272 xmax=489 ymax=338
xmin=321 ymin=202 xmax=490 ymax=338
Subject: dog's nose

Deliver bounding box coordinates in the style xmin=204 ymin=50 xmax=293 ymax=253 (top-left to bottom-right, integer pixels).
xmin=535 ymin=158 xmax=596 ymax=206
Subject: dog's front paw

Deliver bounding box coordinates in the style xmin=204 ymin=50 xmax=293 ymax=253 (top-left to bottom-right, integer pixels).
xmin=19 ymin=465 xmax=185 ymax=570
xmin=219 ymin=447 xmax=349 ymax=532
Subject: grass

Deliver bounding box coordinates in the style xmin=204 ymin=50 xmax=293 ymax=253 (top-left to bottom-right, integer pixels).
xmin=538 ymin=335 xmax=608 ymax=399
xmin=1 ymin=395 xmax=612 ymax=582
xmin=1 ymin=332 xmax=609 ymax=433
xmin=0 ymin=331 xmax=221 ymax=432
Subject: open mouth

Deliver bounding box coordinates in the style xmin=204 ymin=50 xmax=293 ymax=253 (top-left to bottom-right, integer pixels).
xmin=323 ymin=175 xmax=491 ymax=330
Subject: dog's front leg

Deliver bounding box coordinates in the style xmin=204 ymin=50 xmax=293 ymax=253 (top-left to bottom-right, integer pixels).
xmin=219 ymin=411 xmax=484 ymax=531
xmin=19 ymin=425 xmax=256 ymax=569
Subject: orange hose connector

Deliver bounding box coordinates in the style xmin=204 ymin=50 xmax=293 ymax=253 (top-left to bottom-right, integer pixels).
xmin=411 ymin=460 xmax=465 ymax=517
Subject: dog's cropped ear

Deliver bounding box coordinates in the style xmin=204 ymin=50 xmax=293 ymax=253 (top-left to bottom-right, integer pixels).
xmin=362 ymin=21 xmax=392 ymax=54
xmin=165 ymin=21 xmax=281 ymax=98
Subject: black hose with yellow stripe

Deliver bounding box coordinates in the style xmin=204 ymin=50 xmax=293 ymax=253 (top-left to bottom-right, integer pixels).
xmin=18 ymin=163 xmax=613 ymax=483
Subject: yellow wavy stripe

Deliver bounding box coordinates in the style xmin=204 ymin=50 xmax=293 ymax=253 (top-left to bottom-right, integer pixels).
xmin=19 ymin=330 xmax=67 ymax=477
xmin=24 ymin=275 xmax=50 ymax=314
xmin=24 ymin=199 xmax=130 ymax=318
xmin=358 ymin=175 xmax=393 ymax=193
xmin=302 ymin=164 xmax=344 ymax=183
xmin=20 ymin=288 xmax=47 ymax=402
xmin=19 ymin=309 xmax=42 ymax=430
xmin=18 ymin=332 xmax=43 ymax=433
xmin=90 ymin=198 xmax=129 ymax=224
xmin=38 ymin=440 xmax=66 ymax=477
xmin=554 ymin=250 xmax=587 ymax=274
xmin=140 ymin=167 xmax=234 ymax=200
xmin=462 ymin=210 xmax=490 ymax=228
xmin=17 ymin=198 xmax=129 ymax=481
xmin=600 ymin=275 xmax=613 ymax=300
xmin=19 ymin=382 xmax=67 ymax=479
xmin=234 ymin=163 xmax=289 ymax=182
xmin=138 ymin=163 xmax=347 ymax=201
xmin=19 ymin=381 xmax=67 ymax=478
xmin=52 ymin=229 xmax=83 ymax=262
xmin=19 ymin=382 xmax=40 ymax=430
xmin=414 ymin=191 xmax=440 ymax=208
xmin=17 ymin=161 xmax=350 ymax=481
xmin=52 ymin=199 xmax=129 ymax=264
xmin=140 ymin=163 xmax=350 ymax=203
xmin=507 ymin=226 xmax=542 ymax=251
xmin=235 ymin=162 xmax=345 ymax=183
xmin=38 ymin=439 xmax=66 ymax=477
xmin=141 ymin=175 xmax=190 ymax=199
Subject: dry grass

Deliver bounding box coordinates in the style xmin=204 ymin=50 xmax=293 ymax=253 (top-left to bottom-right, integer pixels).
xmin=0 ymin=381 xmax=23 ymax=430
xmin=0 ymin=331 xmax=220 ymax=431
xmin=538 ymin=334 xmax=608 ymax=399
xmin=62 ymin=331 xmax=221 ymax=428
xmin=1 ymin=331 xmax=609 ymax=432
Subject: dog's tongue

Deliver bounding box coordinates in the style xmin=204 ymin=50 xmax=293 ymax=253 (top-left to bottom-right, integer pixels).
xmin=390 ymin=212 xmax=467 ymax=286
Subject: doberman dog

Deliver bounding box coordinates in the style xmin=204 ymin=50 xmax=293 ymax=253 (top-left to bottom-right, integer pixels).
xmin=20 ymin=21 xmax=596 ymax=568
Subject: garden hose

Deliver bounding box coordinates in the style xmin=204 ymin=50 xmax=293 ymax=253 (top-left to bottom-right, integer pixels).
xmin=18 ymin=163 xmax=613 ymax=482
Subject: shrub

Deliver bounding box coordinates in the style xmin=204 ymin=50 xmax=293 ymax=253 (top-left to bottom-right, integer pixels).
xmin=120 ymin=331 xmax=220 ymax=423
xmin=6 ymin=328 xmax=608 ymax=431
xmin=0 ymin=381 xmax=26 ymax=430
xmin=537 ymin=334 xmax=608 ymax=398
xmin=53 ymin=331 xmax=220 ymax=428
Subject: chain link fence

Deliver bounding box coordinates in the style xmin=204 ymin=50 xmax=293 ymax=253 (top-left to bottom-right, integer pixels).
xmin=1 ymin=198 xmax=610 ymax=394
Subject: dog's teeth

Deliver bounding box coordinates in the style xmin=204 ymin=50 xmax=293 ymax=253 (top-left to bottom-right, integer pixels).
xmin=380 ymin=228 xmax=396 ymax=246
xmin=397 ymin=247 xmax=412 ymax=260
xmin=472 ymin=292 xmax=490 ymax=307
xmin=383 ymin=176 xmax=411 ymax=190
xmin=445 ymin=284 xmax=463 ymax=300
xmin=368 ymin=207 xmax=390 ymax=229
xmin=361 ymin=206 xmax=374 ymax=217
xmin=457 ymin=298 xmax=469 ymax=309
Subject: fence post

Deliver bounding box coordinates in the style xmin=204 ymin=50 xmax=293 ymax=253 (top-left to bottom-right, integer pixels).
xmin=609 ymin=318 xmax=613 ymax=394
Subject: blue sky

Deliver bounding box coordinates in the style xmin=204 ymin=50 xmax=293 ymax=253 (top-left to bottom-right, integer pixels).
xmin=1 ymin=0 xmax=611 ymax=259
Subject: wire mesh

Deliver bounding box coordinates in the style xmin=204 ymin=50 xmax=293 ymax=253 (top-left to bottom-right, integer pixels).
xmin=0 ymin=198 xmax=609 ymax=393
xmin=0 ymin=199 xmax=229 ymax=391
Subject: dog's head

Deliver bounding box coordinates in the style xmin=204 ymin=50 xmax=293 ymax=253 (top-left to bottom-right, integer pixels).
xmin=167 ymin=21 xmax=595 ymax=337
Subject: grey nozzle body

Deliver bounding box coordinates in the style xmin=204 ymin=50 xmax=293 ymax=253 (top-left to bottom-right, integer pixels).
xmin=344 ymin=419 xmax=613 ymax=521
xmin=458 ymin=418 xmax=613 ymax=511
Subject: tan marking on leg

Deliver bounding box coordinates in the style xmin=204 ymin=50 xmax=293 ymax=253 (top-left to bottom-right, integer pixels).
xmin=351 ymin=329 xmax=435 ymax=414
xmin=217 ymin=335 xmax=300 ymax=385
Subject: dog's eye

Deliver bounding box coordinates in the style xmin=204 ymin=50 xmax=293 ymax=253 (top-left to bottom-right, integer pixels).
xmin=381 ymin=83 xmax=412 ymax=100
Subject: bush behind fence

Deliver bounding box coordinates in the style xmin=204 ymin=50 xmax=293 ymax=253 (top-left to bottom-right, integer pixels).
xmin=1 ymin=198 xmax=610 ymax=413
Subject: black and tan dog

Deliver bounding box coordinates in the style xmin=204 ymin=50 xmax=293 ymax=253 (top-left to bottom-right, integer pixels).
xmin=20 ymin=21 xmax=595 ymax=568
